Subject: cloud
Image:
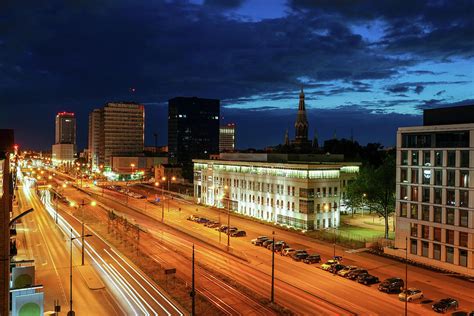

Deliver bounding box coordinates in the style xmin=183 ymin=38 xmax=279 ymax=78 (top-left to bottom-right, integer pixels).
xmin=414 ymin=85 xmax=424 ymax=94
xmin=203 ymin=0 xmax=246 ymax=9
xmin=435 ymin=90 xmax=446 ymax=96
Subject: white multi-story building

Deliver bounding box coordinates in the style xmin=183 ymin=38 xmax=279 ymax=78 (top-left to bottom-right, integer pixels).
xmin=88 ymin=102 xmax=145 ymax=170
xmin=193 ymin=153 xmax=359 ymax=230
xmin=393 ymin=105 xmax=474 ymax=275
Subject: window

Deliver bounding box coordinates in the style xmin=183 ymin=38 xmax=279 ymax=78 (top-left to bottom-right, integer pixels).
xmin=411 ymin=151 xmax=419 ymax=166
xmin=446 ymin=208 xmax=455 ymax=225
xmin=460 ymin=190 xmax=469 ymax=208
xmin=401 ymin=151 xmax=408 ymax=165
xmin=459 ymin=249 xmax=468 ymax=267
xmin=411 ymin=186 xmax=418 ymax=201
xmin=446 ymin=190 xmax=455 ymax=206
xmin=459 ymin=232 xmax=468 ymax=248
xmin=459 ymin=209 xmax=468 ymax=227
xmin=316 ymin=204 xmax=320 ymax=212
xmin=422 ymin=169 xmax=431 ymax=185
xmin=435 ymin=151 xmax=443 ymax=167
xmin=446 ymin=229 xmax=454 ymax=244
xmin=422 ymin=187 xmax=430 ymax=203
xmin=410 ymin=204 xmax=418 ymax=219
xmin=446 ymin=246 xmax=454 ymax=264
xmin=334 ymin=187 xmax=338 ymax=196
xmin=401 ymin=169 xmax=408 ymax=182
xmin=433 ymin=243 xmax=441 ymax=260
xmin=410 ymin=239 xmax=417 ymax=255
xmin=460 ymin=170 xmax=469 ymax=188
xmin=411 ymin=169 xmax=419 ymax=183
xmin=400 ymin=186 xmax=408 ymax=200
xmin=328 ymin=187 xmax=332 ymax=196
xmin=434 ymin=188 xmax=442 ymax=204
xmin=421 ymin=241 xmax=429 ymax=257
xmin=434 ymin=170 xmax=442 ymax=186
xmin=423 ymin=151 xmax=431 ymax=166
xmin=421 ymin=225 xmax=429 ymax=239
xmin=400 ymin=202 xmax=408 ymax=217
xmin=316 ymin=188 xmax=321 ymax=197
xmin=447 ymin=150 xmax=456 ymax=167
xmin=447 ymin=170 xmax=455 ymax=187
xmin=433 ymin=227 xmax=441 ymax=242
xmin=460 ymin=150 xmax=469 ymax=168
xmin=422 ymin=205 xmax=430 ymax=221
xmin=433 ymin=207 xmax=442 ymax=223
xmin=410 ymin=223 xmax=418 ymax=237
xmin=322 ymin=188 xmax=326 ymax=197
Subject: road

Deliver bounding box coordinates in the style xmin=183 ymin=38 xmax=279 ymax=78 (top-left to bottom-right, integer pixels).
xmin=20 ymin=171 xmax=186 ymax=316
xmin=16 ymin=176 xmax=121 ymax=315
xmin=94 ymin=181 xmax=474 ymax=315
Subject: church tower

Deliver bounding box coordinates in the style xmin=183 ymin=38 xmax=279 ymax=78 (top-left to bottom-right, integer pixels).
xmin=294 ymin=87 xmax=309 ymax=143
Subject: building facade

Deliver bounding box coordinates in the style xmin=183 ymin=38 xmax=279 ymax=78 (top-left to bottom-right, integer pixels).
xmin=52 ymin=112 xmax=76 ymax=164
xmin=88 ymin=102 xmax=145 ymax=170
xmin=219 ymin=123 xmax=236 ymax=152
xmin=395 ymin=121 xmax=474 ymax=275
xmin=193 ymin=155 xmax=359 ymax=230
xmin=168 ymin=97 xmax=220 ymax=180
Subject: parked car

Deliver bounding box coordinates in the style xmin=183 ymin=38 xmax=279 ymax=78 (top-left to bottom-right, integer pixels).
xmin=272 ymin=241 xmax=289 ymax=252
xmin=337 ymin=266 xmax=358 ymax=277
xmin=378 ymin=278 xmax=404 ymax=293
xmin=196 ymin=217 xmax=209 ymax=224
xmin=328 ymin=264 xmax=346 ymax=274
xmin=357 ymin=274 xmax=380 ymax=285
xmin=227 ymin=227 xmax=238 ymax=235
xmin=217 ymin=225 xmax=228 ymax=232
xmin=262 ymin=239 xmax=274 ymax=248
xmin=205 ymin=221 xmax=220 ymax=228
xmin=346 ymin=269 xmax=368 ymax=280
xmin=282 ymin=248 xmax=296 ymax=256
xmin=291 ymin=252 xmax=309 ymax=261
xmin=251 ymin=236 xmax=269 ymax=245
xmin=398 ymin=288 xmax=424 ymax=302
xmin=432 ymin=298 xmax=459 ymax=313
xmin=303 ymin=254 xmax=321 ymax=264
xmin=231 ymin=230 xmax=246 ymax=237
xmin=321 ymin=260 xmax=339 ymax=271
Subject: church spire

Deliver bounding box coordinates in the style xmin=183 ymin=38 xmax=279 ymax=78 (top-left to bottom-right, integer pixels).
xmin=284 ymin=128 xmax=289 ymax=146
xmin=294 ymin=86 xmax=309 ymax=142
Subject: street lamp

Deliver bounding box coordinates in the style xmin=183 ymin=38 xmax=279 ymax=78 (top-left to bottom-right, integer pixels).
xmin=69 ymin=228 xmax=92 ymax=316
xmin=70 ymin=199 xmax=97 ymax=265
xmin=224 ymin=185 xmax=231 ymax=248
xmin=362 ymin=193 xmax=367 ymax=216
xmin=161 ymin=176 xmax=176 ymax=221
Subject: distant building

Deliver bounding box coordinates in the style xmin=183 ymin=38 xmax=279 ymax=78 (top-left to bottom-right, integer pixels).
xmin=219 ymin=123 xmax=236 ymax=152
xmin=52 ymin=112 xmax=76 ymax=165
xmin=193 ymin=153 xmax=359 ymax=230
xmin=110 ymin=156 xmax=167 ymax=179
xmin=168 ymin=97 xmax=220 ymax=181
xmin=88 ymin=102 xmax=145 ymax=170
xmin=391 ymin=105 xmax=474 ymax=276
xmin=292 ymin=88 xmax=312 ymax=151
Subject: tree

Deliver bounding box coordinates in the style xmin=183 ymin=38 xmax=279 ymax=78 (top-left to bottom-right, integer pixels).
xmin=346 ymin=155 xmax=396 ymax=239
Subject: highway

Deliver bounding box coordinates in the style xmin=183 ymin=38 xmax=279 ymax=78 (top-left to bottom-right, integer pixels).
xmin=19 ymin=171 xmax=186 ymax=316
xmin=90 ymin=181 xmax=474 ymax=315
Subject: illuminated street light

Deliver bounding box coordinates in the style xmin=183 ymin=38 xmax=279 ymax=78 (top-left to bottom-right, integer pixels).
xmin=48 ymin=175 xmax=53 ymax=180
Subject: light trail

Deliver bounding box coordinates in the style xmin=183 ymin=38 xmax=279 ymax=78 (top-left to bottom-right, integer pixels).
xmin=20 ymin=173 xmax=183 ymax=315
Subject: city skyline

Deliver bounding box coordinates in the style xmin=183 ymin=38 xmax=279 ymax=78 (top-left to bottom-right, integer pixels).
xmin=1 ymin=0 xmax=473 ymax=150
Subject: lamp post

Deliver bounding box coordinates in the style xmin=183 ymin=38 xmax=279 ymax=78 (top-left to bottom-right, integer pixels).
xmin=71 ymin=199 xmax=96 ymax=265
xmin=362 ymin=193 xmax=367 ymax=216
xmin=69 ymin=228 xmax=92 ymax=316
xmin=271 ymin=230 xmax=275 ymax=303
xmin=404 ymin=236 xmax=408 ymax=316
xmin=224 ymin=185 xmax=231 ymax=248
xmin=161 ymin=176 xmax=176 ymax=220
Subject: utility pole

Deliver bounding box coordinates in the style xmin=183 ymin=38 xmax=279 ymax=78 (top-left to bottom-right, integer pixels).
xmin=405 ymin=236 xmax=408 ymax=316
xmin=69 ymin=229 xmax=74 ymax=316
xmin=271 ymin=231 xmax=275 ymax=303
xmin=191 ymin=244 xmax=196 ymax=316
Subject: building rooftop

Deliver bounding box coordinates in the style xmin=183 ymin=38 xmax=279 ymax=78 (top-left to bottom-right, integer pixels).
xmin=423 ymin=105 xmax=474 ymax=126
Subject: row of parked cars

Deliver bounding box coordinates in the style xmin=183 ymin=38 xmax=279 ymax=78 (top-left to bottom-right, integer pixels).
xmin=250 ymin=236 xmax=323 ymax=263
xmin=187 ymin=215 xmax=247 ymax=237
xmin=105 ymin=185 xmax=146 ymax=199
xmin=318 ymin=259 xmax=461 ymax=313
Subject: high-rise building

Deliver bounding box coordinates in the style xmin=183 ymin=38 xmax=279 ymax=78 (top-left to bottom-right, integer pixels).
xmin=55 ymin=112 xmax=76 ymax=145
xmin=219 ymin=123 xmax=236 ymax=152
xmin=52 ymin=112 xmax=76 ymax=164
xmin=88 ymin=102 xmax=145 ymax=169
xmin=393 ymin=105 xmax=474 ymax=276
xmin=168 ymin=97 xmax=220 ymax=180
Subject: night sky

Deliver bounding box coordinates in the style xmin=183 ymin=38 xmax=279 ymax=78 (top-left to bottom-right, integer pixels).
xmin=1 ymin=0 xmax=473 ymax=151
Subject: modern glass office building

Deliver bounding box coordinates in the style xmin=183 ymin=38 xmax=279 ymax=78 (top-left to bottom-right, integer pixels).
xmin=395 ymin=106 xmax=474 ymax=275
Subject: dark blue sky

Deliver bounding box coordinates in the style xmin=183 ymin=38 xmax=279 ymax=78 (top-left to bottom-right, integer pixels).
xmin=1 ymin=0 xmax=473 ymax=150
